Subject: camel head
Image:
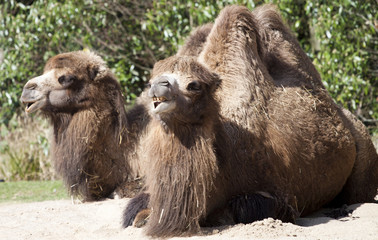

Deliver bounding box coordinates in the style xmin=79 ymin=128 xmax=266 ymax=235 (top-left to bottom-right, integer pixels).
xmin=21 ymin=51 xmax=112 ymax=115
xmin=147 ymin=56 xmax=221 ymax=125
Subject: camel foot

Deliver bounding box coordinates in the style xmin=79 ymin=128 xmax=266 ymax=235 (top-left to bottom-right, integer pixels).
xmin=134 ymin=208 xmax=151 ymax=228
xmin=122 ymin=192 xmax=150 ymax=228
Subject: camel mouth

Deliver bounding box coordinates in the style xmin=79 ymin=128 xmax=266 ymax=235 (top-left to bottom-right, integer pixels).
xmin=26 ymin=102 xmax=33 ymax=110
xmin=153 ymin=96 xmax=168 ymax=109
xmin=151 ymin=96 xmax=176 ymax=114
xmin=23 ymin=99 xmax=46 ymax=114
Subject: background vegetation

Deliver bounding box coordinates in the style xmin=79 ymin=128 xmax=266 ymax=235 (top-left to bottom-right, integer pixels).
xmin=0 ymin=180 xmax=67 ymax=203
xmin=0 ymin=0 xmax=377 ymax=181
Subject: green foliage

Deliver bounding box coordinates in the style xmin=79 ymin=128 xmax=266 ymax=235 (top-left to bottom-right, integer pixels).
xmin=0 ymin=0 xmax=376 ymax=181
xmin=307 ymin=1 xmax=377 ymax=127
xmin=2 ymin=0 xmax=375 ymax=125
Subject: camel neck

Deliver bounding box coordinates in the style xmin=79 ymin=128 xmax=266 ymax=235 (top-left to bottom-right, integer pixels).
xmin=144 ymin=119 xmax=218 ymax=237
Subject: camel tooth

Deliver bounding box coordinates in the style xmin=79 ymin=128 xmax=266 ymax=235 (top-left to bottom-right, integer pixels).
xmin=152 ymin=97 xmax=167 ymax=102
xmin=152 ymin=96 xmax=168 ymax=103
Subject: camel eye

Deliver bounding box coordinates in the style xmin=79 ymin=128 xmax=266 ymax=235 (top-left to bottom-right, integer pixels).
xmin=58 ymin=75 xmax=76 ymax=87
xmin=187 ymin=81 xmax=201 ymax=91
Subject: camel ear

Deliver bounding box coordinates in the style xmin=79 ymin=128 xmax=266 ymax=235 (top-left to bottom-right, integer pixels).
xmin=87 ymin=64 xmax=107 ymax=81
xmin=209 ymin=73 xmax=221 ymax=93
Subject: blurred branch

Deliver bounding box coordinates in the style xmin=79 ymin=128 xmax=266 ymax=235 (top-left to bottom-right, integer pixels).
xmin=0 ymin=49 xmax=3 ymax=66
xmin=359 ymin=115 xmax=378 ymax=123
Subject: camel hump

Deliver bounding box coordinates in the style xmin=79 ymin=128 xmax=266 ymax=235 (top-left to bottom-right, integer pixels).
xmin=252 ymin=4 xmax=323 ymax=89
xmin=199 ymin=5 xmax=263 ymax=73
xmin=253 ymin=4 xmax=286 ymax=33
xmin=199 ymin=5 xmax=275 ymax=122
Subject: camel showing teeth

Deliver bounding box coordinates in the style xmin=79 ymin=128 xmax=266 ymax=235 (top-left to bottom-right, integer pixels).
xmin=153 ymin=97 xmax=167 ymax=102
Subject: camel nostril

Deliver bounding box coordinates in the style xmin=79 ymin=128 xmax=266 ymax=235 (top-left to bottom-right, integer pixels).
xmin=25 ymin=82 xmax=37 ymax=90
xmin=158 ymin=81 xmax=170 ymax=87
xmin=148 ymin=88 xmax=155 ymax=98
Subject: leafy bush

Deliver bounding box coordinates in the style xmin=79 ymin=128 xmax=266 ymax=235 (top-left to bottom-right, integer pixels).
xmin=2 ymin=0 xmax=376 ymax=126
xmin=308 ymin=1 xmax=377 ymax=128
xmin=0 ymin=0 xmax=376 ymax=180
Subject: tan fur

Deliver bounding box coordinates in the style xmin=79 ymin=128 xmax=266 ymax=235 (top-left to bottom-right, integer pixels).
xmin=127 ymin=4 xmax=377 ymax=237
xmin=133 ymin=209 xmax=151 ymax=228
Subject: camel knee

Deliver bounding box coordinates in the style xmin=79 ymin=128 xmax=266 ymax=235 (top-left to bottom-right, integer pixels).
xmin=228 ymin=192 xmax=297 ymax=224
xmin=205 ymin=192 xmax=298 ymax=226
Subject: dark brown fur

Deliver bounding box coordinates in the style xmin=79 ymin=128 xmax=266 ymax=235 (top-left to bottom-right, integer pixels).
xmin=252 ymin=4 xmax=378 ymax=205
xmin=198 ymin=5 xmax=375 ymax=214
xmin=23 ymin=51 xmax=150 ymax=201
xmin=123 ymin=4 xmax=378 ymax=237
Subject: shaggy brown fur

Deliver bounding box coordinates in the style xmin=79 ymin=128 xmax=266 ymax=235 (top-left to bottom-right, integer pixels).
xmin=198 ymin=4 xmax=376 ymax=214
xmin=252 ymin=4 xmax=378 ymax=205
xmin=123 ymin=4 xmax=378 ymax=237
xmin=143 ymin=57 xmax=221 ymax=236
xmin=335 ymin=108 xmax=378 ymax=203
xmin=21 ymin=51 xmax=150 ymax=201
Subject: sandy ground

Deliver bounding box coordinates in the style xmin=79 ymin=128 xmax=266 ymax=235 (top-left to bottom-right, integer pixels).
xmin=0 ymin=198 xmax=377 ymax=240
